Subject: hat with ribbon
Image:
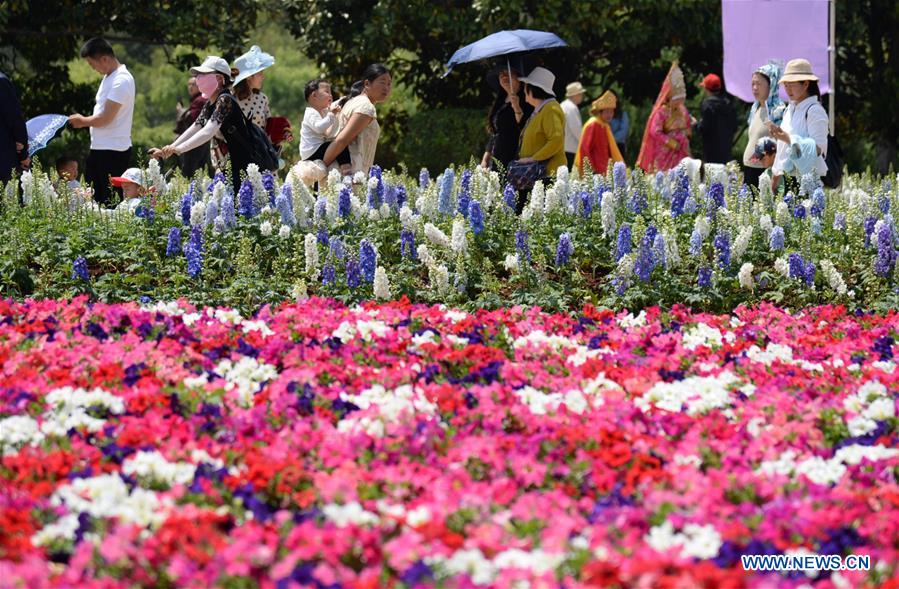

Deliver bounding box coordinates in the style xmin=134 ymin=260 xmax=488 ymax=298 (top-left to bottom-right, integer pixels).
xmin=233 ymin=46 xmax=275 ymax=87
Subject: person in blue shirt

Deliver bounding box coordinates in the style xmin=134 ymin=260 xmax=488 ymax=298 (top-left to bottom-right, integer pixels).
xmin=607 ymin=90 xmax=630 ymax=162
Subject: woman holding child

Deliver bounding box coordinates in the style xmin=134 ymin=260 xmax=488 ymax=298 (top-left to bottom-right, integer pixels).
xmin=321 ymin=64 xmax=392 ymax=176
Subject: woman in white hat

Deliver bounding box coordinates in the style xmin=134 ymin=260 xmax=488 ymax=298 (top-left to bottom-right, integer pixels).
xmin=512 ymin=66 xmax=565 ymax=211
xmin=149 ymin=56 xmax=262 ymax=190
xmin=232 ymin=46 xmax=293 ymax=153
xmin=233 ymin=46 xmax=274 ymax=129
xmin=561 ymin=81 xmax=586 ymax=168
xmin=766 ymin=58 xmax=828 ymax=192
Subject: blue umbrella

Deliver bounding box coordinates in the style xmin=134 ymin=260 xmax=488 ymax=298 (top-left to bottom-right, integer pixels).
xmin=444 ymin=29 xmax=568 ymax=76
xmin=26 ymin=114 xmax=69 ymax=157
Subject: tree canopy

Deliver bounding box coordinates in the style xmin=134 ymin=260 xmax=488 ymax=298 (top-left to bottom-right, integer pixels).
xmin=0 ymin=0 xmax=259 ymax=116
xmin=1 ymin=0 xmax=896 ymax=172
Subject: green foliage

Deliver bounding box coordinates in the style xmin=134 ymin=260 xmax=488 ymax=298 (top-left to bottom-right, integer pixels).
xmin=0 ymin=0 xmax=260 ymax=117
xmin=394 ymin=108 xmax=487 ymax=174
xmin=3 ymin=160 xmax=898 ymax=317
xmin=283 ymin=0 xmax=898 ymax=172
xmin=4 ymin=2 xmax=897 ymax=175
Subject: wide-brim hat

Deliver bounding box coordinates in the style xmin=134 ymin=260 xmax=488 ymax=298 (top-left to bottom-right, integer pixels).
xmin=519 ymin=66 xmax=556 ymax=96
xmin=110 ymin=167 xmax=148 ymax=187
xmin=566 ymin=81 xmax=586 ymax=97
xmin=780 ymin=58 xmax=819 ymax=83
xmin=190 ymin=56 xmax=232 ymax=81
xmin=233 ymin=46 xmax=275 ymax=87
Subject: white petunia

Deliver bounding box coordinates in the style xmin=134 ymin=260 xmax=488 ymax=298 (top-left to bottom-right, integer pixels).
xmin=834 ymin=444 xmax=899 ymax=465
xmin=635 ymin=372 xmax=741 ymax=415
xmin=0 ymin=415 xmax=44 ymax=455
xmin=846 ymin=416 xmax=878 ymax=437
xmin=123 ymin=451 xmax=197 ymax=488
xmin=682 ymin=323 xmax=725 ymax=350
xmin=322 ymin=501 xmax=380 ymax=527
xmin=215 ymin=356 xmax=279 ymax=408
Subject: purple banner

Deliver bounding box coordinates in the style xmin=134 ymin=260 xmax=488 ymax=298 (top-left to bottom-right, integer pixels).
xmin=722 ymin=0 xmax=831 ymax=103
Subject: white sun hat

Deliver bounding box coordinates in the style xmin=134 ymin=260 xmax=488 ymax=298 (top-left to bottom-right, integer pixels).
xmin=518 ymin=66 xmax=556 ymax=96
xmin=233 ymin=46 xmax=275 ymax=87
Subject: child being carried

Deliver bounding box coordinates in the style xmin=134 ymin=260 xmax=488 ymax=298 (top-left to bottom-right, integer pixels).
xmin=300 ymin=79 xmax=352 ymax=176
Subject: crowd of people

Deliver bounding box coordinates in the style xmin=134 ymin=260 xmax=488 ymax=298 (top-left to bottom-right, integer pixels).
xmin=0 ymin=36 xmax=833 ymax=211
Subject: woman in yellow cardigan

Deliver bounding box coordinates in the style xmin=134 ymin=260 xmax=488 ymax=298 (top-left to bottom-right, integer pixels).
xmin=575 ymin=90 xmax=624 ymax=176
xmin=517 ymin=68 xmax=566 ymax=166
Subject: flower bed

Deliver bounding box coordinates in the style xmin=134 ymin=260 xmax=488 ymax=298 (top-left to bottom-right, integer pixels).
xmin=1 ymin=297 xmax=897 ymax=587
xmin=2 ymin=162 xmax=899 ymax=314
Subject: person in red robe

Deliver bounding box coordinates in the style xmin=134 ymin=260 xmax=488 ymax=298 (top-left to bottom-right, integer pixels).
xmin=574 ymin=90 xmax=624 ymax=176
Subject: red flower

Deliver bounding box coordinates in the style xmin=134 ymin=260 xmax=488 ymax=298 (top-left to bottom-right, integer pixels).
xmin=0 ymin=505 xmax=38 ymax=561
xmin=582 ymin=559 xmax=621 ymax=586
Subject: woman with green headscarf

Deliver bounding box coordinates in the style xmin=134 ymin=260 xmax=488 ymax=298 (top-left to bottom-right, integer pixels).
xmin=743 ymin=60 xmax=785 ymax=188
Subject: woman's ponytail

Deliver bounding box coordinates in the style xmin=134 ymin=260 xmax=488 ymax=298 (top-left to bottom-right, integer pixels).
xmin=346 ymin=79 xmax=367 ymax=100
xmin=343 ymin=63 xmax=391 ymax=102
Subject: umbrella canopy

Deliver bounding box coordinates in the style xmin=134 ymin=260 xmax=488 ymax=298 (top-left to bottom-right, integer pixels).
xmin=444 ymin=29 xmax=567 ymax=75
xmin=26 ymin=114 xmax=68 ymax=157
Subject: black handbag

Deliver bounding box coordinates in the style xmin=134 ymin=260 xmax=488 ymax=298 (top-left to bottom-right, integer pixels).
xmin=821 ymin=135 xmax=844 ymax=189
xmin=805 ymin=107 xmax=843 ymax=188
xmin=222 ymin=94 xmax=280 ymax=171
xmin=507 ymin=160 xmax=546 ymax=191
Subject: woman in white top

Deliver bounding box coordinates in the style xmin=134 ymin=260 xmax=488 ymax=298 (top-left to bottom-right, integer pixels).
xmin=742 ymin=60 xmax=784 ymax=189
xmin=322 ymin=64 xmax=392 ymax=176
xmin=767 ymin=59 xmax=828 ymax=193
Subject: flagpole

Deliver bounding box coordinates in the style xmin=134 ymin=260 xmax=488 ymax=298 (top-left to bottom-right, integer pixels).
xmin=829 ymin=0 xmax=836 ymax=135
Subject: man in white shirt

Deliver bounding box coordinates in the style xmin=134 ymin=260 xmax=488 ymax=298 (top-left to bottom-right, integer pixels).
xmin=69 ymin=38 xmax=135 ymax=207
xmin=560 ymin=81 xmax=586 ymax=169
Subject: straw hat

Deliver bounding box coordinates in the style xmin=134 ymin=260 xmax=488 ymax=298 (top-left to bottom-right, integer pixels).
xmin=780 ymin=58 xmax=819 ymax=83
xmin=519 ymin=67 xmax=556 ymax=96
xmin=565 ymin=81 xmax=586 ymax=98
